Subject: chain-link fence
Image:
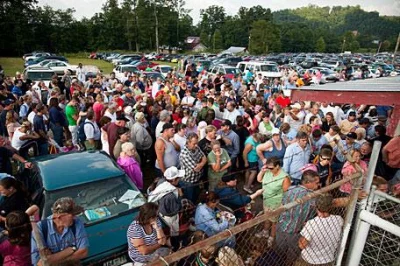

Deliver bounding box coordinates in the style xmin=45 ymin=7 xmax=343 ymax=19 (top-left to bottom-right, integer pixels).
xmin=147 ymin=172 xmax=362 ymax=266
xmin=356 ymin=189 xmax=400 ymax=266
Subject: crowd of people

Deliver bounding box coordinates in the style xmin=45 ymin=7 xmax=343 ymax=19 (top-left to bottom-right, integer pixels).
xmin=0 ymin=62 xmax=399 ymax=266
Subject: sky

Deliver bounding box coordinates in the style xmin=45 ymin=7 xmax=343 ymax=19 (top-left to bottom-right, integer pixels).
xmin=37 ymin=0 xmax=400 ymax=24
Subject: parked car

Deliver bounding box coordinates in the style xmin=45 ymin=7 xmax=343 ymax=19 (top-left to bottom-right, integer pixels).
xmin=27 ymin=60 xmax=78 ymax=75
xmin=132 ymin=61 xmax=158 ymax=71
xmin=152 ymin=65 xmax=172 ymax=78
xmin=211 ymin=57 xmax=243 ymax=68
xmin=26 ymin=59 xmax=59 ymax=69
xmin=24 ymin=52 xmax=52 ymax=62
xmin=209 ymin=64 xmax=242 ymax=80
xmin=24 ymin=56 xmax=68 ymax=68
xmin=141 ymin=71 xmax=165 ymax=81
xmin=111 ymin=54 xmax=140 ymax=65
xmin=113 ymin=65 xmax=140 ymax=80
xmin=83 ymin=65 xmax=102 ymax=81
xmin=23 ymin=151 xmax=146 ymax=266
xmin=105 ymin=53 xmax=121 ymax=62
xmin=23 ymin=68 xmax=56 ymax=87
xmin=236 ymin=61 xmax=282 ymax=78
xmin=310 ymin=67 xmax=339 ymax=83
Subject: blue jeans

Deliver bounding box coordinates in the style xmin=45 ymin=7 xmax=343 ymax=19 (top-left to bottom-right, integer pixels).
xmin=38 ymin=142 xmax=49 ymax=156
xmin=50 ymin=123 xmax=64 ymax=147
xmin=179 ymin=180 xmax=200 ymax=204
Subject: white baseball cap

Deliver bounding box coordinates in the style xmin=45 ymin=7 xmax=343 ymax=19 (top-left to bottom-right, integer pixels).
xmin=271 ymin=128 xmax=280 ymax=135
xmin=164 ymin=166 xmax=185 ymax=180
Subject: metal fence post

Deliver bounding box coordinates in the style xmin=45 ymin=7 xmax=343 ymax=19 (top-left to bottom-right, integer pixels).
xmin=335 ymin=169 xmax=364 ymax=266
xmin=31 ymin=216 xmax=50 ymax=266
xmin=336 ymin=141 xmax=382 ymax=265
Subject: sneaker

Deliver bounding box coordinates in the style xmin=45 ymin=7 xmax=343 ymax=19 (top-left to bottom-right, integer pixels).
xmin=255 ymin=229 xmax=270 ymax=238
xmin=243 ymin=187 xmax=254 ymax=194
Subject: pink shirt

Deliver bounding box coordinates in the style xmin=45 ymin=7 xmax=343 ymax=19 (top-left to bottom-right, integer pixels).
xmin=0 ymin=240 xmax=31 ymax=266
xmin=340 ymin=160 xmax=368 ymax=194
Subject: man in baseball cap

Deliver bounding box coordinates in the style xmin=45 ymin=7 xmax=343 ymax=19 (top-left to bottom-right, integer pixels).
xmin=32 ymin=197 xmax=89 ymax=265
xmin=148 ymin=166 xmax=184 ymax=249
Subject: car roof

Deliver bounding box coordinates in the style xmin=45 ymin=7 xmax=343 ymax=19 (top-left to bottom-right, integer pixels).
xmin=33 ymin=151 xmax=124 ymax=191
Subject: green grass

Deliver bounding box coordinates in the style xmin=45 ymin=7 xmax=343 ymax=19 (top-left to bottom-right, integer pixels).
xmin=0 ymin=57 xmax=25 ymax=77
xmin=0 ymin=57 xmax=177 ymax=77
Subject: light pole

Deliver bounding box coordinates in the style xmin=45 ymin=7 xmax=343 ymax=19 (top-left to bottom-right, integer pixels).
xmin=341 ymin=38 xmax=346 ymax=53
xmin=248 ymin=34 xmax=251 ymax=54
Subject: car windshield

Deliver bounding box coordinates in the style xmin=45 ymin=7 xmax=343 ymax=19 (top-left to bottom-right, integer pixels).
xmin=260 ymin=65 xmax=279 ymax=72
xmin=145 ymin=72 xmax=164 ymax=80
xmin=123 ymin=67 xmax=138 ymax=73
xmin=225 ymin=68 xmax=240 ymax=74
xmin=26 ymin=71 xmax=54 ymax=80
xmin=160 ymin=67 xmax=171 ymax=72
xmin=43 ymin=176 xmax=145 ymax=224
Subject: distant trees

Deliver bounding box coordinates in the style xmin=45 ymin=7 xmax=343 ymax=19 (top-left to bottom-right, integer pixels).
xmin=0 ymin=2 xmax=399 ymax=55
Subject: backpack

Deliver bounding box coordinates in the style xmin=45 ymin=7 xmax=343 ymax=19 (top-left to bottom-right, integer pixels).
xmin=41 ymin=219 xmax=76 ymax=247
xmin=78 ymin=121 xmax=94 ymax=143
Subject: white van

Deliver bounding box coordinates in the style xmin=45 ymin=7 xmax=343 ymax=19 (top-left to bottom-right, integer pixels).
xmin=236 ymin=61 xmax=282 ymax=78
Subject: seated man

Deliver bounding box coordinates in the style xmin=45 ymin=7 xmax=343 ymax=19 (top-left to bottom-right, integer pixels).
xmin=214 ymin=174 xmax=262 ymax=219
xmin=31 ymin=197 xmax=89 ymax=266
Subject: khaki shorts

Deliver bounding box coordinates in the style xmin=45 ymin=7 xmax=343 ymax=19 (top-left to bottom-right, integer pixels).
xmin=263 ymin=206 xmax=279 ymax=223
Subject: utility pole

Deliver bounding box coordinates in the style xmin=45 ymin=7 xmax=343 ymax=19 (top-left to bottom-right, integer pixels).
xmin=154 ymin=1 xmax=159 ymax=53
xmin=393 ymin=32 xmax=400 ymax=64
xmin=377 ymin=41 xmax=382 ymax=54
xmin=341 ymin=38 xmax=346 ymax=53
xmin=134 ymin=0 xmax=140 ymax=52
xmin=248 ymin=34 xmax=251 ymax=54
xmin=127 ymin=18 xmax=132 ymax=51
xmin=213 ymin=31 xmax=215 ymax=52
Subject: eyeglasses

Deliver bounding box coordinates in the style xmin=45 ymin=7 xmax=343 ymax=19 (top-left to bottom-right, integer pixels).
xmin=320 ymin=157 xmax=330 ymax=161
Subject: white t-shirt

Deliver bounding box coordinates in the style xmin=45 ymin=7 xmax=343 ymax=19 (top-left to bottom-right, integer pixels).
xmin=173 ymin=133 xmax=186 ymax=151
xmin=223 ymin=109 xmax=241 ymax=125
xmin=155 ymin=121 xmax=165 ymax=139
xmin=152 ymin=83 xmax=160 ymax=98
xmin=300 ymin=215 xmax=344 ymax=264
xmin=305 ymin=113 xmax=322 ymax=125
xmin=181 ymin=96 xmax=195 ymax=106
xmin=104 ymin=110 xmax=117 ymax=123
xmin=11 ymin=128 xmax=28 ymax=150
xmin=284 ymin=112 xmax=305 ymax=131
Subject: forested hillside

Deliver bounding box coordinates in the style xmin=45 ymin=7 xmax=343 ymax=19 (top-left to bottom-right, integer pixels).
xmin=0 ymin=0 xmax=399 ymax=55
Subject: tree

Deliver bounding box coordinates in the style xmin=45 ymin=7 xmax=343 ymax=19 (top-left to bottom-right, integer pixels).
xmin=200 ymin=31 xmax=209 ymax=47
xmin=213 ymin=29 xmax=223 ymax=50
xmin=315 ymin=36 xmax=326 ymax=52
xmin=199 ymin=5 xmax=226 ymax=37
xmin=249 ymin=20 xmax=280 ymax=54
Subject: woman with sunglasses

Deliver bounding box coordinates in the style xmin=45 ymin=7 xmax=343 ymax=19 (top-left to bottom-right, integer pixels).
xmin=256 ymin=156 xmax=291 ymax=245
xmin=314 ymin=147 xmax=334 ymax=187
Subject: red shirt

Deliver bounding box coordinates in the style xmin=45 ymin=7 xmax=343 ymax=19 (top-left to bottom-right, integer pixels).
xmin=92 ymin=102 xmax=104 ymax=123
xmin=276 ymin=96 xmax=291 ymax=108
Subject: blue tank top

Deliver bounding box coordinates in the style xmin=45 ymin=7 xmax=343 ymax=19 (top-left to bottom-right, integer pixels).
xmin=263 ymin=138 xmax=286 ymax=161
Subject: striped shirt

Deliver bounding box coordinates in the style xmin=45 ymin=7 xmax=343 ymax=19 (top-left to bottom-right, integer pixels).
xmin=277 ymin=186 xmax=316 ymax=234
xmin=127 ymin=219 xmax=162 ymax=263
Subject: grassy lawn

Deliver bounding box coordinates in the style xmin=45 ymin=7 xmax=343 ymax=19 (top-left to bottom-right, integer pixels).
xmin=0 ymin=57 xmax=177 ymax=77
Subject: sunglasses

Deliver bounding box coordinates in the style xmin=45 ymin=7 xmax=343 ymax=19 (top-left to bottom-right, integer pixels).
xmin=267 ymin=166 xmax=275 ymax=170
xmin=320 ymin=157 xmax=330 ymax=161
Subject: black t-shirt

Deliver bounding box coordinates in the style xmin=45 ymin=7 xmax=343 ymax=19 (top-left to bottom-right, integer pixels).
xmin=198 ymin=138 xmax=212 ymax=156
xmin=0 ymin=190 xmax=30 ymax=227
xmin=0 ymin=110 xmax=10 ymax=136
xmin=316 ymin=163 xmax=330 ymax=187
